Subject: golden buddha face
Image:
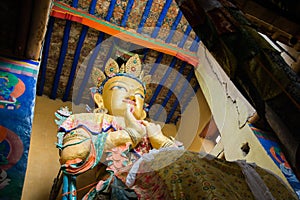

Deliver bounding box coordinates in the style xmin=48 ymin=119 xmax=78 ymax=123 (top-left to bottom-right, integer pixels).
xmin=102 ymin=76 xmax=147 ymax=120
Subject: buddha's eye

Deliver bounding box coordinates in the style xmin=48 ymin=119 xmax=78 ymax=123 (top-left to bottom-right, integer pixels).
xmin=110 ymin=85 xmax=127 ymax=92
xmin=135 ymin=93 xmax=145 ymax=99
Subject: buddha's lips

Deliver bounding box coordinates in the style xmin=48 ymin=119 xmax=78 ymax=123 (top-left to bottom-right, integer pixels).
xmin=122 ymin=99 xmax=136 ymax=106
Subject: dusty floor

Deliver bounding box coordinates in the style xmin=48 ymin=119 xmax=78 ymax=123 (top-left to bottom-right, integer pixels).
xmin=21 ymin=96 xmax=71 ymax=200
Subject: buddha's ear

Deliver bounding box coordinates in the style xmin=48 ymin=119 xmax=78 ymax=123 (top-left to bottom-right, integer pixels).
xmin=140 ymin=110 xmax=147 ymax=120
xmin=93 ymin=93 xmax=104 ymax=108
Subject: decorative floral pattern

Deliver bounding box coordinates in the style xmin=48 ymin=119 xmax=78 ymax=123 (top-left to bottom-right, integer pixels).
xmin=105 ymin=142 xmax=136 ymax=172
xmin=119 ymin=149 xmax=298 ymax=199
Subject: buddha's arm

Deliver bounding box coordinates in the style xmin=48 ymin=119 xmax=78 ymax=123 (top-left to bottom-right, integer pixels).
xmin=144 ymin=122 xmax=177 ymax=149
xmin=104 ymin=127 xmax=176 ymax=151
xmin=149 ymin=133 xmax=176 ymax=149
xmin=104 ymin=128 xmax=143 ymax=150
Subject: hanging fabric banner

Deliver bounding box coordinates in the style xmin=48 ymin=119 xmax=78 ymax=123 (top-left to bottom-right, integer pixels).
xmin=0 ymin=56 xmax=39 ymax=199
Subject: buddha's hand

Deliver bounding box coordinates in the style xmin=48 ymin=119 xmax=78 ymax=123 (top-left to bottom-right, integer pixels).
xmin=144 ymin=121 xmax=175 ymax=149
xmin=124 ymin=106 xmax=146 ymax=146
xmin=143 ymin=121 xmax=163 ymax=138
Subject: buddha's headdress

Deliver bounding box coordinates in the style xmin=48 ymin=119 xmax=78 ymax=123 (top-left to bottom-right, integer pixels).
xmin=91 ymin=54 xmax=151 ymax=94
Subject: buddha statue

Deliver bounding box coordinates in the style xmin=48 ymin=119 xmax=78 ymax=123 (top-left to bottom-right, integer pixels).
xmin=56 ymin=54 xmax=178 ymax=199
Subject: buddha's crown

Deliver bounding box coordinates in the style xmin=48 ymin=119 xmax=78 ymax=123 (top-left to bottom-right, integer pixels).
xmin=92 ymin=54 xmax=151 ymax=94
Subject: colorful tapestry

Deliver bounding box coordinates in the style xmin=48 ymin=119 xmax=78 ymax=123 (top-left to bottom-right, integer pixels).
xmin=0 ymin=56 xmax=39 ymax=200
xmin=250 ymin=124 xmax=300 ymax=198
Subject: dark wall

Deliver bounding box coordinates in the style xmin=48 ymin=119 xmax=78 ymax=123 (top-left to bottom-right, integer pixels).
xmin=0 ymin=0 xmax=34 ymax=58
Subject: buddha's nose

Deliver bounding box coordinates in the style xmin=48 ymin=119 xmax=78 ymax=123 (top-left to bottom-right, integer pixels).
xmin=128 ymin=95 xmax=136 ymax=101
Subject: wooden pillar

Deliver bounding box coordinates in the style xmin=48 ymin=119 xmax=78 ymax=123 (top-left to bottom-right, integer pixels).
xmin=25 ymin=0 xmax=52 ymax=60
